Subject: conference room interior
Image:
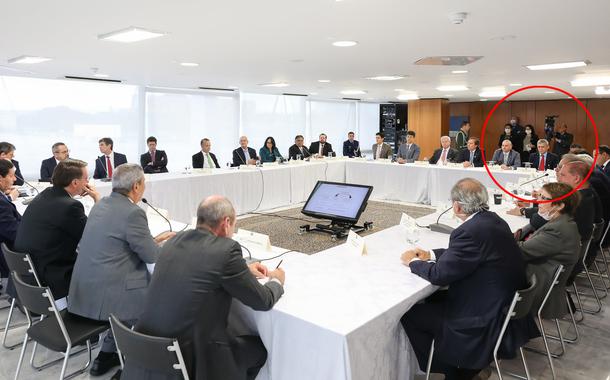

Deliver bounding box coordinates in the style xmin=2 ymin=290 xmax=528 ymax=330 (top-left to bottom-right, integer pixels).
xmin=2 ymin=1 xmax=610 ymax=380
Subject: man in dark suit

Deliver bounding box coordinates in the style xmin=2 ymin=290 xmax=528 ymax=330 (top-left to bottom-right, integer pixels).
xmin=288 ymin=134 xmax=311 ymax=160
xmin=509 ymin=116 xmax=526 ymax=153
xmin=193 ymin=138 xmax=220 ymax=168
xmin=40 ymin=142 xmax=69 ymax=182
xmin=140 ymin=136 xmax=168 ymax=174
xmin=552 ymin=124 xmax=573 ymax=157
xmin=456 ymin=137 xmax=484 ymax=167
xmin=309 ymin=133 xmax=333 ymax=157
xmin=14 ymin=159 xmax=99 ymax=304
xmin=343 ymin=131 xmax=361 ymax=157
xmin=125 ymin=196 xmax=285 ymax=380
xmin=401 ymin=178 xmax=531 ymax=379
xmin=595 ymin=145 xmax=610 ymax=176
xmin=0 ymin=159 xmax=21 ymax=282
xmin=232 ymin=136 xmax=259 ymax=166
xmin=0 ymin=142 xmax=24 ymax=186
xmin=94 ymin=137 xmax=128 ymax=179
xmin=529 ymin=139 xmax=559 ymax=171
xmin=428 ymin=136 xmax=458 ymax=165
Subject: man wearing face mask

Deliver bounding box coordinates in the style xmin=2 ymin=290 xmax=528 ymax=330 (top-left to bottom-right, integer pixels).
xmin=509 ymin=116 xmax=526 ymax=153
xmin=552 ymin=124 xmax=574 ymax=157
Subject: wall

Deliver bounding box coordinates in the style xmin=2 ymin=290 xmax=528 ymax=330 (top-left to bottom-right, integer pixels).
xmin=407 ymin=99 xmax=450 ymax=159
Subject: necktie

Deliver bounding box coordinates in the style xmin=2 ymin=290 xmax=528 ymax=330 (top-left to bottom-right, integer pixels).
xmin=503 ymin=153 xmax=508 ymax=165
xmin=376 ymin=144 xmax=382 ymax=159
xmin=440 ymin=149 xmax=447 ymax=163
xmin=106 ymin=156 xmax=113 ymax=178
xmin=206 ymin=153 xmax=214 ymax=168
xmin=320 ymin=144 xmax=325 ymax=154
xmin=243 ymin=149 xmax=250 ymax=161
xmin=538 ymin=154 xmax=545 ymax=171
xmin=299 ymin=147 xmax=304 ymax=154
xmin=469 ymin=151 xmax=474 ymax=163
xmin=151 ymin=151 xmax=156 ymax=164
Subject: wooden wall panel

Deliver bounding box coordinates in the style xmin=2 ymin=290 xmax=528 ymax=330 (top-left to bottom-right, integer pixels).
xmin=586 ymin=99 xmax=610 ymax=150
xmin=408 ymin=99 xmax=450 ymax=159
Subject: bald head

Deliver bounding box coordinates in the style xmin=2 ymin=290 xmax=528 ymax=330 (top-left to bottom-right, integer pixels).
xmin=197 ymin=195 xmax=236 ymax=237
xmin=501 ymin=139 xmax=513 ymax=152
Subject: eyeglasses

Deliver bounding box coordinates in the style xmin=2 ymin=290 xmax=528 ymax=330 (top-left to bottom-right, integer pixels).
xmin=536 ymin=194 xmax=552 ymax=201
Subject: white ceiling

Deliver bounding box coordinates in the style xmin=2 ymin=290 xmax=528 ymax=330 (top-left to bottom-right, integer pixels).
xmin=1 ymin=0 xmax=610 ymax=102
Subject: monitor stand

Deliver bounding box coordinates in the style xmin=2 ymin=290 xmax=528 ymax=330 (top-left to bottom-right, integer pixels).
xmin=299 ymin=220 xmax=373 ymax=241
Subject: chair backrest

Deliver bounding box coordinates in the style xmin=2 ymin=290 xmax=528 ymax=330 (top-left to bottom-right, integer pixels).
xmin=1 ymin=243 xmax=41 ymax=286
xmin=591 ymin=219 xmax=605 ymax=243
xmin=109 ymin=315 xmax=189 ymax=380
xmin=10 ymin=271 xmax=55 ymax=318
xmin=511 ymin=273 xmax=538 ymax=319
xmin=537 ymin=264 xmax=564 ymax=315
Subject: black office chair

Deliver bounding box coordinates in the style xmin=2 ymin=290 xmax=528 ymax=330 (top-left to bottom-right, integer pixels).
xmin=109 ymin=314 xmax=190 ymax=379
xmin=574 ymin=222 xmax=604 ymax=314
xmin=11 ymin=271 xmax=109 ymax=380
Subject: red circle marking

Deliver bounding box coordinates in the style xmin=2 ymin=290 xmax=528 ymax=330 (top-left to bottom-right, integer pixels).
xmin=480 ymin=85 xmax=599 ymax=204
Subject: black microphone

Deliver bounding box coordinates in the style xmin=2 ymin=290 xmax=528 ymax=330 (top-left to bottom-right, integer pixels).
xmin=96 ymin=156 xmax=112 ymax=182
xmin=428 ymin=206 xmax=455 ymax=234
xmin=15 ymin=174 xmax=40 ymax=205
xmin=142 ymin=198 xmax=172 ymax=232
xmin=518 ymin=172 xmax=550 ymax=187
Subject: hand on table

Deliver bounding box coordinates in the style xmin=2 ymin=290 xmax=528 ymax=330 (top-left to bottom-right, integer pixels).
xmin=248 ymin=262 xmax=269 ymax=279
xmin=463 ymin=162 xmax=472 ymax=168
xmin=506 ymin=207 xmax=522 ymax=216
xmin=154 ymin=231 xmax=176 ymax=244
xmin=268 ymin=268 xmax=285 ymax=285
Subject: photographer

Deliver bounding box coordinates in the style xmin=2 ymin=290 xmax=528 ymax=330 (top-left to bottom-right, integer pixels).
xmin=552 ymin=124 xmax=574 ymax=157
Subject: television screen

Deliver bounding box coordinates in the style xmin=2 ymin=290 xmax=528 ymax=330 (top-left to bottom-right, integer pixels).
xmin=302 ymin=181 xmax=373 ymax=223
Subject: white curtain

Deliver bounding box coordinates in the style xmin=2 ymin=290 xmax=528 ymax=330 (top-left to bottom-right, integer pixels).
xmin=307 ymin=100 xmax=357 ymax=156
xmin=358 ymin=102 xmax=381 ymax=155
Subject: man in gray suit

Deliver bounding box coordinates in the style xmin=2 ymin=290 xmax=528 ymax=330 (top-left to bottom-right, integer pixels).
xmin=372 ymin=132 xmax=392 ymax=159
xmin=68 ymin=164 xmax=175 ymax=379
xmin=397 ymin=130 xmax=421 ymax=163
xmin=492 ymin=139 xmax=521 ymax=169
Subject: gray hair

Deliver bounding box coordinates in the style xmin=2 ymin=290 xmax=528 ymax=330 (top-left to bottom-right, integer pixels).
xmin=440 ymin=136 xmax=450 ymax=143
xmin=112 ymin=163 xmax=145 ymax=195
xmin=537 ymin=139 xmax=549 ymax=146
xmin=197 ymin=195 xmax=236 ymax=228
xmin=450 ymin=178 xmax=489 ymax=215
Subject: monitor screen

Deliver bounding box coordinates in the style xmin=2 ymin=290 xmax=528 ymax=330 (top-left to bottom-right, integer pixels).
xmin=302 ymin=181 xmax=373 ymax=223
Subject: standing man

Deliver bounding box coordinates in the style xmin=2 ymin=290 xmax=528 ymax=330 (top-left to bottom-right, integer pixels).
xmin=343 ymin=131 xmax=361 ymax=158
xmin=397 ymin=131 xmax=420 ymax=163
xmin=140 ymin=136 xmax=168 ymax=174
xmin=288 ymin=135 xmax=311 ymax=160
xmin=94 ymin=137 xmax=128 ymax=180
xmin=457 ymin=137 xmax=484 ymax=168
xmin=232 ymin=136 xmax=259 ymax=166
xmin=455 ymin=121 xmax=470 ymax=151
xmin=0 ymin=160 xmax=20 ymax=285
xmin=309 ymin=133 xmax=334 ymax=157
xmin=529 ymin=139 xmax=559 ymax=171
xmin=0 ymin=142 xmax=24 ymax=186
xmin=552 ymin=124 xmax=574 ymax=157
xmin=595 ymin=145 xmax=610 ymax=176
xmin=69 ymin=164 xmax=175 ymax=379
xmin=428 ymin=136 xmax=458 ymax=165
xmin=193 ymin=138 xmax=220 ymax=169
xmin=40 ymin=142 xmax=69 ymax=182
xmin=508 ymin=116 xmax=526 ymax=153
xmin=492 ymin=140 xmax=521 ymax=170
xmin=372 ymin=132 xmax=392 ymax=159
xmin=125 ymin=196 xmax=285 ymax=379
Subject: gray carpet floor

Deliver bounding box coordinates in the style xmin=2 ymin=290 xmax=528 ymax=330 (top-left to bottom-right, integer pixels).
xmin=237 ymin=201 xmax=435 ymax=254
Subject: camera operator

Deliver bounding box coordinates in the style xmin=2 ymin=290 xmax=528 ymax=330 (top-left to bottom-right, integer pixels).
xmin=552 ymin=124 xmax=574 ymax=157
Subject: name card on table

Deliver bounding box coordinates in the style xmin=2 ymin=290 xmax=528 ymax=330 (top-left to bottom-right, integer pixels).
xmin=400 ymin=212 xmax=417 ymax=228
xmin=414 ymin=161 xmax=430 ymax=166
xmin=192 ymin=168 xmax=214 ymax=174
xmin=346 ymin=229 xmax=368 ymax=256
xmin=235 ymin=229 xmax=272 ymax=251
xmin=238 ymin=164 xmax=258 ymax=170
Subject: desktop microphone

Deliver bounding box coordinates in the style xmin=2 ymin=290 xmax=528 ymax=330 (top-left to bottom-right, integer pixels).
xmin=15 ymin=174 xmax=40 ymax=205
xmin=428 ymin=206 xmax=455 ymax=234
xmin=142 ymin=198 xmax=172 ymax=232
xmin=96 ymin=156 xmax=112 ymax=182
xmin=518 ymin=172 xmax=550 ymax=187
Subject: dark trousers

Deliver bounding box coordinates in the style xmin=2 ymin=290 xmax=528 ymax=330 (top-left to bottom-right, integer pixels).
xmin=401 ymin=296 xmax=481 ymax=380
xmin=231 ymin=335 xmax=267 ymax=380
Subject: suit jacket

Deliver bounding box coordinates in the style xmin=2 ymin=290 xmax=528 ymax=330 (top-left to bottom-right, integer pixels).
xmin=456 ymin=148 xmax=484 ymax=167
xmin=288 ymin=144 xmax=311 ymax=160
xmin=94 ymin=152 xmax=128 ymax=179
xmin=552 ymin=132 xmax=573 ymax=156
xmin=192 ymin=151 xmax=220 ymax=169
xmin=259 ymin=147 xmax=283 ymax=163
xmin=600 ymin=162 xmax=610 ymax=177
xmin=409 ymin=210 xmax=529 ymax=369
xmin=397 ymin=143 xmax=420 ymax=161
xmin=491 ymin=149 xmax=521 ymax=169
xmin=308 ymin=141 xmax=333 ymax=156
xmin=372 ymin=143 xmax=392 ymax=159
xmin=429 ymin=147 xmax=458 ymax=165
xmin=529 ymin=152 xmax=559 ymax=171
xmin=140 ymin=150 xmax=168 ymax=174
xmin=343 ymin=140 xmax=361 ymax=157
xmin=519 ymin=214 xmax=580 ymax=318
xmin=0 ymin=194 xmax=21 ymax=278
xmin=68 ymin=192 xmax=161 ymax=321
xmin=39 ymin=157 xmax=57 ymax=182
xmin=12 ymin=160 xmax=24 ymax=186
xmin=14 ymin=186 xmax=87 ymax=299
xmin=232 ymin=147 xmax=258 ymax=166
xmin=125 ymin=229 xmax=284 ymax=380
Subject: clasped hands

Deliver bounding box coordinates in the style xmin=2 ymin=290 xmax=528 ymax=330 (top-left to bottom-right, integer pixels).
xmin=400 ymin=247 xmax=431 ymax=265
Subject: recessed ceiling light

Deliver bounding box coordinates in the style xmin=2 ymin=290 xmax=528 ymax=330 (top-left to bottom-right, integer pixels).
xmin=444 ymin=94 xmax=454 ymax=97
xmin=318 ymin=79 xmax=331 ymax=83
xmin=479 ymin=87 xmax=506 ymax=98
xmin=595 ymin=87 xmax=610 ymax=95
xmin=341 ymin=89 xmax=367 ymax=95
xmin=544 ymin=91 xmax=556 ymax=94
xmin=366 ymin=75 xmax=405 ymax=81
xmin=180 ymin=62 xmax=199 ymax=67
xmin=332 ymin=40 xmax=358 ymax=47
xmin=260 ymin=82 xmax=290 ymax=88
xmin=436 ymin=85 xmax=469 ymax=92
xmin=396 ymin=93 xmax=419 ymax=101
xmin=451 ymin=70 xmax=468 ymax=74
xmin=509 ymin=83 xmax=523 ymax=87
xmin=93 ymin=73 xmax=109 ymax=78
xmin=570 ymin=76 xmax=610 ymax=87
xmin=525 ymin=60 xmax=588 ymax=71
xmin=7 ymin=55 xmax=52 ymax=64
xmin=98 ymin=27 xmax=167 ymax=43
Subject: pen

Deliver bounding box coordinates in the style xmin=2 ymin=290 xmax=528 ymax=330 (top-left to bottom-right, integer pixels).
xmin=275 ymin=259 xmax=283 ymax=269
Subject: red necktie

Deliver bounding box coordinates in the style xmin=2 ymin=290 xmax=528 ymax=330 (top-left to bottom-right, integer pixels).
xmin=106 ymin=156 xmax=113 ymax=178
xmin=538 ymin=154 xmax=545 ymax=171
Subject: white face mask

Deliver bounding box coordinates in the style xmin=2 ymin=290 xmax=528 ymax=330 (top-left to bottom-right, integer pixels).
xmin=538 ymin=207 xmax=557 ymax=221
xmin=526 ymin=129 xmax=532 ymax=135
xmin=505 ymin=129 xmax=511 ymax=134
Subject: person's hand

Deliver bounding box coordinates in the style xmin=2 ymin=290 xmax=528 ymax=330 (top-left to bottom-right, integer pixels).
xmin=515 ymin=200 xmax=530 ymax=208
xmin=82 ymin=183 xmax=100 ymax=203
xmin=146 ymin=161 xmax=152 ymax=166
xmin=247 ymin=159 xmax=257 ymax=165
xmin=401 ymin=249 xmax=417 ymax=264
xmin=268 ymin=268 xmax=285 ymax=285
xmin=397 ymin=158 xmax=406 ymax=164
xmin=414 ymin=248 xmax=431 ymax=261
xmin=423 ymin=156 xmax=429 ymax=161
xmin=507 ymin=207 xmax=522 ymax=216
xmin=154 ymin=231 xmax=176 ymax=244
xmin=6 ymin=187 xmax=19 ymax=201
xmin=463 ymin=161 xmax=472 ymax=168
xmin=501 ymin=164 xmax=509 ymax=170
xmin=248 ymin=262 xmax=268 ymax=279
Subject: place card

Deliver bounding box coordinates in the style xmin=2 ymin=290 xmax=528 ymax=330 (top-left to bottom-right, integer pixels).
xmin=235 ymin=228 xmax=272 ymax=251
xmin=400 ymin=212 xmax=417 ymax=228
xmin=346 ymin=229 xmax=368 ymax=256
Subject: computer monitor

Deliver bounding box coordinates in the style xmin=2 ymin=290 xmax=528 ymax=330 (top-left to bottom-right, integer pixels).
xmin=301 ymin=181 xmax=373 ymax=224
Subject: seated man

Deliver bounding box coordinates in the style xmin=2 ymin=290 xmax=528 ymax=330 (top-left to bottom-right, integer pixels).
xmin=456 ymin=137 xmax=484 ymax=167
xmin=529 ymin=139 xmax=559 ymax=171
xmin=343 ymin=131 xmax=361 ymax=157
xmin=140 ymin=136 xmax=168 ymax=174
xmin=595 ymin=145 xmax=610 ymax=176
xmin=94 ymin=137 xmax=128 ymax=179
xmin=232 ymin=136 xmax=259 ymax=166
xmin=40 ymin=142 xmax=69 ymax=182
xmin=428 ymin=136 xmax=458 ymax=165
xmin=69 ymin=164 xmax=175 ymax=379
xmin=0 ymin=159 xmax=21 ymax=284
xmin=309 ymin=133 xmax=333 ymax=157
xmin=288 ymin=134 xmax=311 ymax=160
xmin=14 ymin=159 xmax=99 ymax=306
xmin=0 ymin=142 xmax=24 ymax=186
xmin=125 ymin=196 xmax=285 ymax=380
xmin=492 ymin=140 xmax=521 ymax=169
xmin=397 ymin=131 xmax=420 ymax=163
xmin=400 ymin=178 xmax=532 ymax=379
xmin=372 ymin=132 xmax=392 ymax=159
xmin=193 ymin=138 xmax=220 ymax=168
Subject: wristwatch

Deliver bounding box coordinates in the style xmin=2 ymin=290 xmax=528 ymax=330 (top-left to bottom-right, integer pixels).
xmin=520 ymin=208 xmax=526 ymax=216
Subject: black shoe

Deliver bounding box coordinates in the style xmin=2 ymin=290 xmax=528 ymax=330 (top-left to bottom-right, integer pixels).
xmin=90 ymin=351 xmax=120 ymax=376
xmin=110 ymin=369 xmax=122 ymax=380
